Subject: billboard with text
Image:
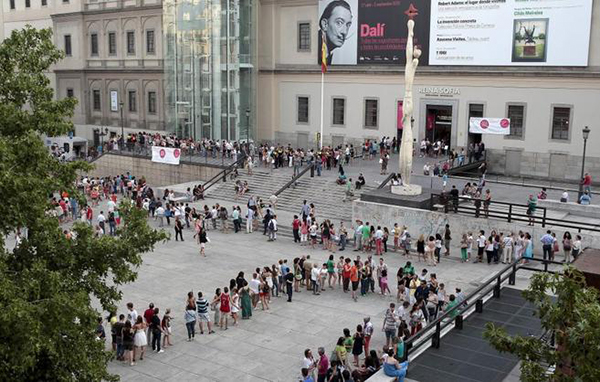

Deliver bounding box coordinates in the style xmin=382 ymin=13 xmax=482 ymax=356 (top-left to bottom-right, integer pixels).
xmin=317 ymin=0 xmax=592 ymax=67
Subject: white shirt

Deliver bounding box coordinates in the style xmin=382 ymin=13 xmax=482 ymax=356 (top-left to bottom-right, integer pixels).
xmin=107 ymin=200 xmax=116 ymax=212
xmin=127 ymin=309 xmax=138 ymax=325
xmin=249 ymin=278 xmax=261 ymax=294
xmin=503 ymin=236 xmax=513 ymax=248
xmin=477 ymin=235 xmax=486 ymax=248
xmin=375 ymin=229 xmax=384 ymax=239
xmin=156 ymin=206 xmax=165 ymax=216
xmin=561 ymin=191 xmax=569 ymax=202
xmin=311 ymin=267 xmax=320 ymax=281
xmin=97 ymin=214 xmax=105 ymax=223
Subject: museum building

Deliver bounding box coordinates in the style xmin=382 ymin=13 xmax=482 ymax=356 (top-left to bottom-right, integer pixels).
xmin=256 ymin=0 xmax=600 ymax=181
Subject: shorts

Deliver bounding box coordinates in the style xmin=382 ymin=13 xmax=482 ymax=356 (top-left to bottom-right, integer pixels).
xmin=198 ymin=312 xmax=211 ymax=322
xmin=200 ymin=243 xmax=205 ymax=249
xmin=385 ymin=329 xmax=396 ymax=340
xmin=124 ymin=342 xmax=133 ymax=351
xmin=352 ymin=281 xmax=359 ymax=291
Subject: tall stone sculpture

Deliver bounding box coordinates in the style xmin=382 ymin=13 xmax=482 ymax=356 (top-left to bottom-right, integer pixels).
xmin=393 ymin=11 xmax=422 ymax=196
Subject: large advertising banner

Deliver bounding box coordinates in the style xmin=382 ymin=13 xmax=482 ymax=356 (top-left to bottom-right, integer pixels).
xmin=429 ymin=0 xmax=592 ymax=66
xmin=318 ymin=0 xmax=430 ymax=66
xmin=152 ymin=146 xmax=181 ymax=165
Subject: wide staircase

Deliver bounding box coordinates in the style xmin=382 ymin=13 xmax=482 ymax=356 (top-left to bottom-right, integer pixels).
xmin=205 ymin=168 xmax=293 ymax=205
xmin=275 ymin=175 xmax=376 ymax=223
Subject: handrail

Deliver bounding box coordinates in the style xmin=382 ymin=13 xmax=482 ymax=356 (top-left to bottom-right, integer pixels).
xmin=402 ymin=257 xmax=564 ymax=363
xmin=430 ymin=193 xmax=600 ymax=233
xmin=273 ymin=163 xmax=314 ymax=196
xmin=436 ymin=150 xmax=486 ymax=174
xmin=377 ymin=172 xmax=396 ymax=190
xmin=203 ymin=153 xmax=247 ymax=192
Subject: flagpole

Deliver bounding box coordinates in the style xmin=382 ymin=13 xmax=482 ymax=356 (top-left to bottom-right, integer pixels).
xmin=319 ymin=70 xmax=325 ymax=149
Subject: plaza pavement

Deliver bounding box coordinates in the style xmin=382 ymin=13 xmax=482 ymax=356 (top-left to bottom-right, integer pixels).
xmin=105 ymin=194 xmax=542 ymax=382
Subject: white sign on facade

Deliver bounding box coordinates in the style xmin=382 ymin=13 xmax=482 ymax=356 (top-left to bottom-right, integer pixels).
xmin=429 ymin=0 xmax=592 ymax=66
xmin=419 ymin=87 xmax=460 ymax=97
xmin=469 ymin=118 xmax=511 ymax=135
xmin=110 ymin=90 xmax=118 ymax=112
xmin=151 ymin=146 xmax=181 ymax=165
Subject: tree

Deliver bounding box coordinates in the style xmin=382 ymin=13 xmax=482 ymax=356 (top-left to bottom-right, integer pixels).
xmin=0 ymin=27 xmax=167 ymax=381
xmin=484 ymin=267 xmax=600 ymax=382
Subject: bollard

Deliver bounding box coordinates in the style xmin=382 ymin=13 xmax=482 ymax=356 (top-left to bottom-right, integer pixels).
xmin=476 ymin=299 xmax=483 ymax=313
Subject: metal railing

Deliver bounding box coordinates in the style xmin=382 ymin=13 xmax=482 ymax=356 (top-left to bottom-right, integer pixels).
xmin=202 ymin=153 xmax=248 ymax=193
xmin=429 ymin=193 xmax=600 ymax=233
xmin=273 ymin=163 xmax=315 ymax=197
xmin=103 ymin=143 xmax=237 ymax=167
xmin=377 ymin=173 xmax=396 ymax=189
xmin=401 ymin=257 xmax=563 ymax=363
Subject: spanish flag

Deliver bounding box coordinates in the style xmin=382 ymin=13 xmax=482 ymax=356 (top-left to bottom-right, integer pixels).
xmin=321 ymin=32 xmax=328 ymax=73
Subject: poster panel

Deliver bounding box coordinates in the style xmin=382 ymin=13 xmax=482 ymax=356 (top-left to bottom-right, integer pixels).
xmin=152 ymin=146 xmax=181 ymax=165
xmin=429 ymin=0 xmax=592 ymax=66
xmin=318 ymin=0 xmax=430 ymax=66
xmin=469 ymin=118 xmax=511 ymax=135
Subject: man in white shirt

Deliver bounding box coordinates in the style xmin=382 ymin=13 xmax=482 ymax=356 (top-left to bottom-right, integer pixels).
xmin=126 ymin=302 xmax=138 ymax=325
xmin=246 ymin=207 xmax=254 ymax=233
xmin=249 ymin=274 xmax=261 ymax=308
xmin=268 ymin=215 xmax=277 ymax=241
xmin=395 ymin=301 xmax=411 ymax=325
xmin=476 ymin=230 xmax=486 ymax=263
xmin=311 ymin=264 xmax=321 ymax=295
xmin=97 ymin=211 xmax=106 ymax=234
xmin=354 ymin=221 xmax=364 ymax=251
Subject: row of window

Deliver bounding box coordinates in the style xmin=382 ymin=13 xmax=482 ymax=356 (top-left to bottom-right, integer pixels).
xmin=9 ymin=0 xmax=68 ymax=9
xmin=87 ymin=89 xmax=157 ymax=114
xmin=63 ymin=30 xmax=155 ymax=57
xmin=297 ymin=97 xmax=572 ymax=140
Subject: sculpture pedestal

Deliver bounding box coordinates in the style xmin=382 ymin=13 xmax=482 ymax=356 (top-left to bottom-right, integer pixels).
xmin=523 ymin=45 xmax=537 ymax=56
xmin=391 ymin=184 xmax=422 ymax=196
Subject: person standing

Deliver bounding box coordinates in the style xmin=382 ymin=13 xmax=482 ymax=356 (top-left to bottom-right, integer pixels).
xmin=476 ymin=230 xmax=486 ymax=263
xmin=572 ymin=235 xmax=582 ymax=260
xmin=540 ymin=230 xmax=554 ymax=261
xmin=150 ymin=308 xmax=164 ymax=353
xmin=316 ymin=347 xmax=329 ymax=382
xmin=363 ymin=317 xmax=373 ymax=355
xmin=184 ymin=295 xmax=197 ymax=341
xmin=284 ymin=270 xmax=294 ymax=302
xmin=527 ymin=195 xmax=537 ymax=226
xmin=174 ymin=217 xmax=184 ymax=241
xmin=382 ymin=303 xmax=398 ymax=348
xmin=460 ymin=234 xmax=468 ymax=263
xmin=292 ymin=215 xmax=301 ymax=243
xmin=352 ymin=325 xmax=364 ymax=367
xmin=196 ymin=292 xmax=215 ymax=334
xmin=240 ymin=281 xmax=253 ymax=319
xmin=219 ymin=287 xmax=231 ymax=330
xmin=562 ymin=232 xmax=572 ymax=263
xmin=443 ymin=224 xmax=451 ymax=257
xmin=503 ymin=232 xmax=514 ymax=264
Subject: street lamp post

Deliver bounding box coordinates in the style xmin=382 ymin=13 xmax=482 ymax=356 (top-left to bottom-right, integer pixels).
xmin=119 ymin=101 xmax=124 ymax=153
xmin=578 ymin=126 xmax=591 ymax=203
xmin=245 ymin=108 xmax=250 ymax=142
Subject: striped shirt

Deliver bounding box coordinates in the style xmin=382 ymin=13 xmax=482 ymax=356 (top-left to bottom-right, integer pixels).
xmin=196 ymin=298 xmax=209 ymax=314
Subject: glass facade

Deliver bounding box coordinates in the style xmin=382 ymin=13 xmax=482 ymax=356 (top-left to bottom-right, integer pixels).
xmin=164 ymin=0 xmax=256 ymax=141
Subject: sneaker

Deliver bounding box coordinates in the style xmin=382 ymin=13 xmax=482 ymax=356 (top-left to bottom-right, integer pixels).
xmin=209 ymin=330 xmax=215 ymax=334
xmin=158 ymin=350 xmax=164 ymax=353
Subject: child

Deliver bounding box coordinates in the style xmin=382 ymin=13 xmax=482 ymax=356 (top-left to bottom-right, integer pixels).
xmin=380 ymin=269 xmax=391 ymax=296
xmin=466 ymin=232 xmax=474 ymax=262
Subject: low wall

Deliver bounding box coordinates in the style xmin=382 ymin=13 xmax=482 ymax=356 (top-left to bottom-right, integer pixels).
xmin=87 ymin=153 xmax=224 ymax=187
xmin=352 ymin=200 xmax=600 ymax=255
xmin=538 ymin=199 xmax=600 ymax=219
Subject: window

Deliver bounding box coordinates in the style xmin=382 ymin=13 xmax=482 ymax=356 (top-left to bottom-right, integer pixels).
xmin=146 ymin=30 xmax=155 ymax=54
xmin=507 ymin=104 xmax=525 ymax=138
xmin=468 ymin=103 xmax=484 ymax=118
xmin=364 ymin=99 xmax=378 ymax=129
xmin=92 ymin=90 xmax=101 ymax=111
xmin=10 ymin=0 xmax=15 ymax=10
xmin=42 ymin=0 xmax=47 ymax=6
xmin=297 ymin=96 xmax=309 ymax=123
xmin=127 ymin=31 xmax=135 ymax=55
xmin=64 ymin=35 xmax=72 ymax=56
xmin=25 ymin=0 xmax=30 ymax=8
xmin=332 ymin=97 xmax=345 ymax=125
xmin=551 ymin=107 xmax=570 ymax=140
xmin=90 ymin=33 xmax=98 ymax=56
xmin=128 ymin=90 xmax=137 ymax=112
xmin=108 ymin=32 xmax=116 ymax=55
xmin=297 ymin=23 xmax=310 ymax=51
xmin=66 ymin=88 xmax=74 ymax=98
xmin=147 ymin=91 xmax=157 ymax=114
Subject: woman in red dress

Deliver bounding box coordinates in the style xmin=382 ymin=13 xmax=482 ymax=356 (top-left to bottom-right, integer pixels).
xmin=219 ymin=287 xmax=231 ymax=330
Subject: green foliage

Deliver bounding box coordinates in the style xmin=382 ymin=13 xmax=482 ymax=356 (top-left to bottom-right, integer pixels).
xmin=484 ymin=267 xmax=600 ymax=381
xmin=0 ymin=27 xmax=167 ymax=381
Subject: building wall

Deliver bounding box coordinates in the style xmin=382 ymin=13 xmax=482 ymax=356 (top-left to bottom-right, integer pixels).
xmin=256 ymin=0 xmax=600 ymax=181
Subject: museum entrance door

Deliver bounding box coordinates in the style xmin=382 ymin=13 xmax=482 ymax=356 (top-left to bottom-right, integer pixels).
xmin=425 ymin=104 xmax=452 ymax=150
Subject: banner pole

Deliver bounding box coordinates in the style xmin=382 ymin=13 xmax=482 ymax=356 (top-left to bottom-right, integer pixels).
xmin=319 ymin=71 xmax=324 ymax=149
